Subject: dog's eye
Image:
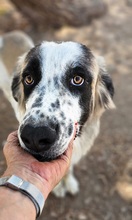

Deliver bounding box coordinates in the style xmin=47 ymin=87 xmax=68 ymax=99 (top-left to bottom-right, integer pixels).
xmin=24 ymin=75 xmax=34 ymax=85
xmin=71 ymin=76 xmax=84 ymax=86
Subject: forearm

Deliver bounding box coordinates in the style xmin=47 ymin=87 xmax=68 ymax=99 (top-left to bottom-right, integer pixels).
xmin=0 ymin=187 xmax=36 ymax=220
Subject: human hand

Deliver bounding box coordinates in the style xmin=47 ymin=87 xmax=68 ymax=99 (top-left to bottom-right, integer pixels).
xmin=2 ymin=130 xmax=74 ymax=199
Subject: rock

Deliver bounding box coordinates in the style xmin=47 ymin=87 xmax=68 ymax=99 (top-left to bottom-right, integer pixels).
xmin=127 ymin=0 xmax=132 ymax=6
xmin=116 ymin=160 xmax=132 ymax=202
xmin=10 ymin=0 xmax=107 ymax=28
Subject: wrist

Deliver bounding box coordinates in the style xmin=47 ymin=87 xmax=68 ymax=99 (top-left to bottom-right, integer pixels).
xmin=2 ymin=165 xmax=50 ymax=200
xmin=0 ymin=175 xmax=45 ymax=218
xmin=0 ymin=186 xmax=36 ymax=220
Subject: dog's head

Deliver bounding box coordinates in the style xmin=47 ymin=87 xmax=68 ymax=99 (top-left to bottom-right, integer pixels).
xmin=12 ymin=41 xmax=115 ymax=161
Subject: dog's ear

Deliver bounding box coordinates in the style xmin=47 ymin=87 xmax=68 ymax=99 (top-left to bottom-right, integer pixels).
xmin=11 ymin=74 xmax=20 ymax=102
xmin=11 ymin=53 xmax=27 ymax=103
xmin=94 ymin=56 xmax=115 ymax=115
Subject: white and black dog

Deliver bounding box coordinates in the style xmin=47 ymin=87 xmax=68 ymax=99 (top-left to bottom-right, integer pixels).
xmin=0 ymin=31 xmax=115 ymax=197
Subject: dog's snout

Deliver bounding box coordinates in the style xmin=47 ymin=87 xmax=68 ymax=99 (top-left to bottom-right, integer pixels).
xmin=21 ymin=124 xmax=59 ymax=153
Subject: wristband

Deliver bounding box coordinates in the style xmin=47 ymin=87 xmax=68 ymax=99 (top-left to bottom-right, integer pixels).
xmin=0 ymin=175 xmax=45 ymax=218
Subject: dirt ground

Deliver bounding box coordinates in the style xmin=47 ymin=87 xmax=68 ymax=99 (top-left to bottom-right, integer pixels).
xmin=0 ymin=0 xmax=132 ymax=219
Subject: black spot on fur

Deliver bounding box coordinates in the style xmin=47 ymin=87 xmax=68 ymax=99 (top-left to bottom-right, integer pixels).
xmin=36 ymin=97 xmax=42 ymax=103
xmin=48 ymin=79 xmax=51 ymax=85
xmin=51 ymin=99 xmax=60 ymax=110
xmin=51 ymin=116 xmax=58 ymax=124
xmin=36 ymin=110 xmax=40 ymax=114
xmin=60 ymin=112 xmax=66 ymax=120
xmin=60 ymin=121 xmax=65 ymax=127
xmin=68 ymin=124 xmax=73 ymax=136
xmin=67 ymin=101 xmax=72 ymax=106
xmin=51 ymin=103 xmax=55 ymax=108
xmin=53 ymin=76 xmax=59 ymax=88
xmin=32 ymin=103 xmax=42 ymax=108
xmin=55 ymin=99 xmax=60 ymax=108
xmin=32 ymin=97 xmax=42 ymax=108
xmin=40 ymin=113 xmax=44 ymax=118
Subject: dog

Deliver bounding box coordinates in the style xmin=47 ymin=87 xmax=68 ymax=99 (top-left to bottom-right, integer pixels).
xmin=0 ymin=31 xmax=115 ymax=197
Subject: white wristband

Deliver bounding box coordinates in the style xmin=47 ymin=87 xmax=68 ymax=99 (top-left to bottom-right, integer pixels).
xmin=0 ymin=175 xmax=45 ymax=218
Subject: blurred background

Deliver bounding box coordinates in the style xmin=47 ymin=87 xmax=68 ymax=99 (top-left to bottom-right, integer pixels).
xmin=0 ymin=0 xmax=132 ymax=219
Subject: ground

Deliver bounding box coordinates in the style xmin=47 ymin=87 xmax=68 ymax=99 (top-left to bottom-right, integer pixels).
xmin=0 ymin=0 xmax=132 ymax=219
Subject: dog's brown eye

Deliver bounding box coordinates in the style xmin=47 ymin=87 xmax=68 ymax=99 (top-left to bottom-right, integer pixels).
xmin=24 ymin=75 xmax=34 ymax=85
xmin=71 ymin=76 xmax=84 ymax=86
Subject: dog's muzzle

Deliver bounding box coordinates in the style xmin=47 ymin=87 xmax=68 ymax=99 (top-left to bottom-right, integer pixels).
xmin=20 ymin=123 xmax=59 ymax=153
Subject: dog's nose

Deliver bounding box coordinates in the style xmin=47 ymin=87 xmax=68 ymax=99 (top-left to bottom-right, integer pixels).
xmin=20 ymin=124 xmax=58 ymax=153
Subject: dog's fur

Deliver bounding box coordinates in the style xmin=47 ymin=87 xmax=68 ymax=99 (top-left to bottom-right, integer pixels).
xmin=0 ymin=31 xmax=115 ymax=197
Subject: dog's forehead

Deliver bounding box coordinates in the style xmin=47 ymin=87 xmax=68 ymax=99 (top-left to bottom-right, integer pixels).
xmin=40 ymin=41 xmax=82 ymax=57
xmin=39 ymin=41 xmax=89 ymax=71
xmin=25 ymin=41 xmax=97 ymax=80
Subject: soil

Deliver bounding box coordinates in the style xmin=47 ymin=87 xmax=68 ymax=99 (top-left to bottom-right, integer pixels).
xmin=0 ymin=0 xmax=132 ymax=219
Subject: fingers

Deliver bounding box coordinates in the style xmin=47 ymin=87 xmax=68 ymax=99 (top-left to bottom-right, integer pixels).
xmin=4 ymin=130 xmax=19 ymax=151
xmin=7 ymin=130 xmax=18 ymax=138
xmin=3 ymin=131 xmax=18 ymax=157
xmin=57 ymin=142 xmax=73 ymax=169
xmin=3 ymin=130 xmax=34 ymax=166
